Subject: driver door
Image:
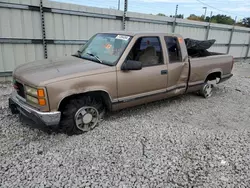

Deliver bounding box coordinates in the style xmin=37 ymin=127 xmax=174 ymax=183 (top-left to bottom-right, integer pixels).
xmin=117 ymin=36 xmax=168 ymax=102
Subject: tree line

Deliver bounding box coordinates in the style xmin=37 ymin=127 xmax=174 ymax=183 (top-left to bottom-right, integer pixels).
xmin=155 ymin=13 xmax=250 ymax=28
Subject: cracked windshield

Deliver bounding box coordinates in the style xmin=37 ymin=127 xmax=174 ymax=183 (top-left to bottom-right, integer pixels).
xmin=77 ymin=33 xmax=131 ymax=65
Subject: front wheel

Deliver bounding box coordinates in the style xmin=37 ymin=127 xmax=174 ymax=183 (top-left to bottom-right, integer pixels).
xmin=200 ymin=82 xmax=213 ymax=98
xmin=59 ymin=96 xmax=105 ymax=135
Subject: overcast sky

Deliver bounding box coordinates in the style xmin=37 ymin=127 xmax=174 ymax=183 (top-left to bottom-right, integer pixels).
xmin=52 ymin=0 xmax=249 ymax=20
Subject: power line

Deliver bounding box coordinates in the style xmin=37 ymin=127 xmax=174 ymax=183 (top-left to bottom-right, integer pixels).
xmin=196 ymin=0 xmax=246 ymax=18
xmin=56 ymin=0 xmax=247 ymax=19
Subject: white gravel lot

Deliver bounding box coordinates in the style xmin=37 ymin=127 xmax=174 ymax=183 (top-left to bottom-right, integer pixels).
xmin=0 ymin=60 xmax=250 ymax=187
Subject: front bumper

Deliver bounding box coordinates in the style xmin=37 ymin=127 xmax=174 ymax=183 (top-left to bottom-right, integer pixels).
xmin=9 ymin=91 xmax=61 ymax=127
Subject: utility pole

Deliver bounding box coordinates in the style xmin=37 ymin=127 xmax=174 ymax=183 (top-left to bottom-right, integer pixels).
xmin=123 ymin=0 xmax=128 ymax=30
xmin=203 ymin=7 xmax=207 ymax=19
xmin=227 ymin=16 xmax=237 ymax=54
xmin=205 ymin=11 xmax=213 ymax=40
xmin=234 ymin=16 xmax=237 ymax=24
xmin=40 ymin=0 xmax=47 ymax=59
xmin=118 ymin=0 xmax=120 ymax=10
xmin=208 ymin=11 xmax=213 ymax=22
xmin=174 ymin=4 xmax=178 ymax=18
xmin=172 ymin=4 xmax=178 ymax=33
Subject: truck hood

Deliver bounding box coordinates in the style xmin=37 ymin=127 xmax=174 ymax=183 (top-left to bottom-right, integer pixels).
xmin=13 ymin=56 xmax=114 ymax=86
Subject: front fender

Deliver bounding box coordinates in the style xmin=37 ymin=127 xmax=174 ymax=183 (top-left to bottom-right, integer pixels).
xmin=57 ymin=87 xmax=115 ymax=110
xmin=46 ymin=72 xmax=117 ymax=111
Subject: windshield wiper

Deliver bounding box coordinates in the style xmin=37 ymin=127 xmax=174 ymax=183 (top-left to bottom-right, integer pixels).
xmin=87 ymin=53 xmax=103 ymax=64
xmin=77 ymin=50 xmax=82 ymax=56
xmin=72 ymin=50 xmax=82 ymax=58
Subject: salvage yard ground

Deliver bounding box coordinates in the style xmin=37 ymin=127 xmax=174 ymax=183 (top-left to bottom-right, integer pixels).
xmin=0 ymin=60 xmax=250 ymax=187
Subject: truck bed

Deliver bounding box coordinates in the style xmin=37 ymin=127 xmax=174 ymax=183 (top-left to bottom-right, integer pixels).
xmin=189 ymin=54 xmax=233 ymax=84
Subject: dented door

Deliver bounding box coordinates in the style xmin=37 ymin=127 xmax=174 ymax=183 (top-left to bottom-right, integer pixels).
xmin=164 ymin=36 xmax=189 ymax=93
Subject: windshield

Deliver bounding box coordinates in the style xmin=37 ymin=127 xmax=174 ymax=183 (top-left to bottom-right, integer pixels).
xmin=75 ymin=33 xmax=132 ymax=66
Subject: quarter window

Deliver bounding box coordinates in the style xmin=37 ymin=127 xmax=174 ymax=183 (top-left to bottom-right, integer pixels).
xmin=164 ymin=36 xmax=182 ymax=63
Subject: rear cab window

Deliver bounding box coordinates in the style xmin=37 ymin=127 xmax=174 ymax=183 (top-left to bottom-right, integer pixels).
xmin=164 ymin=36 xmax=182 ymax=63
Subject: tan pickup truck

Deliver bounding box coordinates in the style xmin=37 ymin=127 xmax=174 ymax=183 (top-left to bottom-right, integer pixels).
xmin=9 ymin=31 xmax=234 ymax=135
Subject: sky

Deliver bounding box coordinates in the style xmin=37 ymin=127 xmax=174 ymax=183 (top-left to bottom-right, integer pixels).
xmin=52 ymin=0 xmax=250 ymax=20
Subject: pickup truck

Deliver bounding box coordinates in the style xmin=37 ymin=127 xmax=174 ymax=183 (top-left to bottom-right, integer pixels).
xmin=9 ymin=31 xmax=234 ymax=135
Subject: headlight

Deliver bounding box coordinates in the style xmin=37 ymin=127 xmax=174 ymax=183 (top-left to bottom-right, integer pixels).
xmin=25 ymin=86 xmax=46 ymax=106
xmin=26 ymin=95 xmax=38 ymax=104
xmin=25 ymin=86 xmax=38 ymax=96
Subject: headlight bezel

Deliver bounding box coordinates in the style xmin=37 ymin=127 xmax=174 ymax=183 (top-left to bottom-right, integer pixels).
xmin=24 ymin=85 xmax=47 ymax=106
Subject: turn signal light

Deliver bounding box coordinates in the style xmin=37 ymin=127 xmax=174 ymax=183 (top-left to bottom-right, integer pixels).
xmin=38 ymin=98 xmax=46 ymax=106
xmin=37 ymin=89 xmax=45 ymax=97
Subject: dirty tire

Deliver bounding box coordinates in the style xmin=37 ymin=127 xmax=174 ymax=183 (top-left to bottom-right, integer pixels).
xmin=59 ymin=96 xmax=105 ymax=135
xmin=200 ymin=82 xmax=213 ymax=98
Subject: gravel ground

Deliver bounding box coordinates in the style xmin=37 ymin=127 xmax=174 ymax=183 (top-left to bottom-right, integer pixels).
xmin=1 ymin=60 xmax=250 ymax=188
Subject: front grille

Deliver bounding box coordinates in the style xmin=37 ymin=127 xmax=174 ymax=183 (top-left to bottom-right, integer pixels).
xmin=15 ymin=81 xmax=26 ymax=99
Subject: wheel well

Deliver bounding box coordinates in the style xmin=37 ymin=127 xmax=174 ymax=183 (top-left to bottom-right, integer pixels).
xmin=58 ymin=91 xmax=112 ymax=112
xmin=206 ymin=72 xmax=221 ymax=81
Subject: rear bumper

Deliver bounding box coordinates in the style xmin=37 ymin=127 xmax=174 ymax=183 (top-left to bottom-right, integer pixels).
xmin=9 ymin=91 xmax=61 ymax=128
xmin=220 ymin=73 xmax=233 ymax=83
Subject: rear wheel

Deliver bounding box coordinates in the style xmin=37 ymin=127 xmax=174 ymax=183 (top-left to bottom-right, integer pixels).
xmin=59 ymin=96 xmax=105 ymax=135
xmin=200 ymin=82 xmax=213 ymax=98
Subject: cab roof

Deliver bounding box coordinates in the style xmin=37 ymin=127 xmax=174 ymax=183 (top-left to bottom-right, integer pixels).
xmin=99 ymin=31 xmax=182 ymax=38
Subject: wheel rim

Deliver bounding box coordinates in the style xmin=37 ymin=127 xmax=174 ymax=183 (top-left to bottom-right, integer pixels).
xmin=203 ymin=84 xmax=212 ymax=98
xmin=74 ymin=106 xmax=99 ymax=132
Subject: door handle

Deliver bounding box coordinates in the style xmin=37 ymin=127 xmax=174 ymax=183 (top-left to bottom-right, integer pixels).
xmin=161 ymin=70 xmax=168 ymax=75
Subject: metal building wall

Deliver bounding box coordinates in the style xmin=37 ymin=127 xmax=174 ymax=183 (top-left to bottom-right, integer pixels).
xmin=126 ymin=12 xmax=173 ymax=33
xmin=43 ymin=0 xmax=123 ymax=58
xmin=207 ymin=24 xmax=232 ymax=54
xmin=174 ymin=19 xmax=207 ymax=40
xmin=0 ymin=0 xmax=43 ymax=74
xmin=0 ymin=0 xmax=250 ymax=77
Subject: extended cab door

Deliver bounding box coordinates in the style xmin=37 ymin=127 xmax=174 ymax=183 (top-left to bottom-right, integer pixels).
xmin=164 ymin=36 xmax=189 ymax=92
xmin=116 ymin=36 xmax=168 ymax=102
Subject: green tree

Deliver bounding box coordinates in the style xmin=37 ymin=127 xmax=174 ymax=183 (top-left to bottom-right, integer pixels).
xmin=242 ymin=17 xmax=250 ymax=27
xmin=187 ymin=14 xmax=235 ymax=25
xmin=187 ymin=14 xmax=203 ymax=21
xmin=157 ymin=13 xmax=166 ymax=16
xmin=205 ymin=16 xmax=210 ymax=22
xmin=210 ymin=14 xmax=234 ymax=25
xmin=170 ymin=14 xmax=184 ymax=19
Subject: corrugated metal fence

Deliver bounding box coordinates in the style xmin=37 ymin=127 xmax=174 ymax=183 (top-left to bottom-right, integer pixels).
xmin=1 ymin=0 xmax=250 ymax=77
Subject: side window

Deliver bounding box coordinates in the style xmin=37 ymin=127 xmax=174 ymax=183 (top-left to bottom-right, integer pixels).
xmin=140 ymin=37 xmax=161 ymax=52
xmin=127 ymin=37 xmax=163 ymax=67
xmin=164 ymin=36 xmax=182 ymax=63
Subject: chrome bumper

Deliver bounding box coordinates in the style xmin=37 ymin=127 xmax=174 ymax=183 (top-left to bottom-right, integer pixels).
xmin=9 ymin=91 xmax=61 ymax=127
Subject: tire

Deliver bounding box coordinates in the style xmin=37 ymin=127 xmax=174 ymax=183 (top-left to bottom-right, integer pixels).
xmin=59 ymin=95 xmax=105 ymax=135
xmin=200 ymin=82 xmax=213 ymax=98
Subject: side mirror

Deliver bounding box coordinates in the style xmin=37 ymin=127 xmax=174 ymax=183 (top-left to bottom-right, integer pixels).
xmin=121 ymin=60 xmax=142 ymax=71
